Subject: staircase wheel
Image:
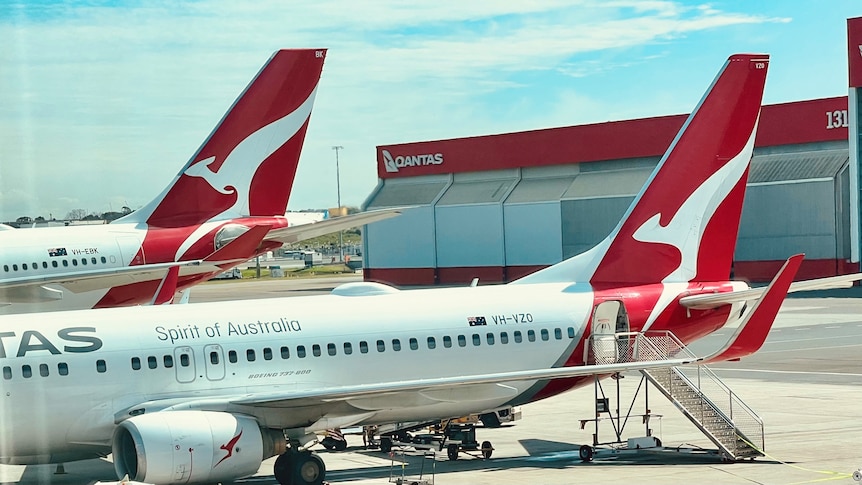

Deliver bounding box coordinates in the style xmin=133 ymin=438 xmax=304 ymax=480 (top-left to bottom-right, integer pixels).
xmin=481 ymin=440 xmax=493 ymax=459
xmin=579 ymin=444 xmax=593 ymax=462
xmin=447 ymin=444 xmax=459 ymax=461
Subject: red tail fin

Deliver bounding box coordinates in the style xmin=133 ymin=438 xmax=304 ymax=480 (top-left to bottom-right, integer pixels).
xmin=514 ymin=54 xmax=769 ymax=286
xmin=121 ymin=49 xmax=326 ymax=228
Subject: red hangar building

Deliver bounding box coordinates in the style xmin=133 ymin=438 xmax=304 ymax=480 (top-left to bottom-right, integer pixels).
xmin=361 ymin=18 xmax=862 ymax=287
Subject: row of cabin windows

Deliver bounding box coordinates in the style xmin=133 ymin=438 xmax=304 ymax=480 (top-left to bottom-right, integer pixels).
xmin=2 ymin=327 xmax=578 ymax=379
xmin=2 ymin=360 xmax=105 ymax=380
xmin=3 ymin=256 xmax=108 ymax=273
xmin=224 ymin=327 xmax=576 ymax=363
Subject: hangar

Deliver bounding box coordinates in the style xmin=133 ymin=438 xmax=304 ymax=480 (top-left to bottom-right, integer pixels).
xmin=362 ymin=19 xmax=862 ymax=287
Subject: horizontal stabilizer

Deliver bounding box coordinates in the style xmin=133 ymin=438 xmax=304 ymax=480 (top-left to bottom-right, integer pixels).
xmin=698 ymin=254 xmax=803 ymax=364
xmin=266 ymin=207 xmax=408 ymax=244
xmin=680 ymin=272 xmax=862 ymax=310
xmin=203 ymin=224 xmax=272 ymax=265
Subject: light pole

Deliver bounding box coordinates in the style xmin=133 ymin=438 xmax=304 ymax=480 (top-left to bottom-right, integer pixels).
xmin=332 ymin=146 xmax=344 ymax=262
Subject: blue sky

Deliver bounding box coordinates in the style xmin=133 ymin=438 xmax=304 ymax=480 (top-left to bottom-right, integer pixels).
xmin=0 ymin=1 xmax=859 ymax=222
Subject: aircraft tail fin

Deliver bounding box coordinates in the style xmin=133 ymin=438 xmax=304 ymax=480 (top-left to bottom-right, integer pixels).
xmin=514 ymin=54 xmax=769 ymax=286
xmin=118 ymin=49 xmax=327 ymax=228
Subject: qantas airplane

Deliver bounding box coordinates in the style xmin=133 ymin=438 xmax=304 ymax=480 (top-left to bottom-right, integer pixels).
xmin=0 ymin=48 xmax=402 ymax=315
xmin=0 ymin=54 xmax=854 ymax=485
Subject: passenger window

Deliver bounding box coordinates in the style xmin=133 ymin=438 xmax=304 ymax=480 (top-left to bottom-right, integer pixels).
xmin=297 ymin=345 xmax=307 ymax=358
xmin=228 ymin=350 xmax=238 ymax=363
xmin=409 ymin=338 xmax=418 ymax=350
xmin=281 ymin=346 xmax=290 ymax=359
xmin=91 ymin=257 xmax=97 ymax=265
xmin=72 ymin=259 xmax=78 ymax=266
xmin=180 ymin=354 xmax=190 ymax=367
xmin=392 ymin=339 xmax=401 ymax=351
xmin=486 ymin=333 xmax=495 ymax=345
xmin=163 ymin=355 xmax=173 ymax=368
xmin=514 ymin=331 xmax=523 ymax=343
xmin=96 ymin=359 xmax=107 ymax=373
xmin=312 ymin=344 xmax=322 ymax=357
xmin=427 ymin=337 xmax=436 ymax=349
xmin=131 ymin=357 xmax=141 ymax=370
xmin=58 ymin=362 xmax=69 ymax=376
xmin=527 ymin=330 xmax=536 ymax=342
xmin=343 ymin=342 xmax=353 ymax=355
xmin=2 ymin=366 xmax=11 ymax=379
xmin=22 ymin=365 xmax=32 ymax=378
xmin=62 ymin=260 xmax=68 ymax=267
xmin=555 ymin=328 xmax=562 ymax=340
xmin=376 ymin=340 xmax=385 ymax=352
xmin=443 ymin=335 xmax=452 ymax=348
xmin=500 ymin=332 xmax=509 ymax=344
xmin=472 ymin=334 xmax=481 ymax=346
xmin=263 ymin=347 xmax=273 ymax=360
xmin=52 ymin=261 xmax=58 ymax=268
xmin=2 ymin=265 xmax=7 ymax=272
xmin=246 ymin=349 xmax=256 ymax=362
xmin=359 ymin=341 xmax=369 ymax=354
xmin=568 ymin=327 xmax=576 ymax=338
xmin=22 ymin=263 xmax=28 ymax=270
xmin=327 ymin=343 xmax=337 ymax=356
xmin=541 ymin=329 xmax=549 ymax=341
xmin=81 ymin=258 xmax=87 ymax=266
xmin=42 ymin=262 xmax=48 ymax=269
xmin=12 ymin=264 xmax=18 ymax=271
xmin=39 ymin=363 xmax=49 ymax=377
xmin=31 ymin=262 xmax=37 ymax=270
xmin=101 ymin=256 xmax=107 ymax=263
xmin=458 ymin=335 xmax=467 ymax=347
xmin=148 ymin=356 xmax=157 ymax=369
xmin=210 ymin=351 xmax=220 ymax=365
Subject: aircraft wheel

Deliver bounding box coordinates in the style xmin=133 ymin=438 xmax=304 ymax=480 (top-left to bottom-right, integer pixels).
xmin=579 ymin=445 xmax=593 ymax=462
xmin=273 ymin=452 xmax=294 ymax=485
xmin=481 ymin=440 xmax=493 ymax=459
xmin=273 ymin=451 xmax=326 ymax=485
xmin=447 ymin=444 xmax=459 ymax=461
xmin=294 ymin=452 xmax=325 ymax=485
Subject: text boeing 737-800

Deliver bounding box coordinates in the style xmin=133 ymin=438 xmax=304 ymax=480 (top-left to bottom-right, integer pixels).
xmin=1 ymin=54 xmax=853 ymax=485
xmin=0 ymin=49 xmax=402 ymax=315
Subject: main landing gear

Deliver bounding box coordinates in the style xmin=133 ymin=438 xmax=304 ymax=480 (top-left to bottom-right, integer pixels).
xmin=273 ymin=448 xmax=326 ymax=485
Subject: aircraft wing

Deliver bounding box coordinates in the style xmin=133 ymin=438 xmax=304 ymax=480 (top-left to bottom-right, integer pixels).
xmin=265 ymin=208 xmax=408 ymax=244
xmin=0 ymin=260 xmax=217 ymax=302
xmin=679 ymin=272 xmax=862 ymax=310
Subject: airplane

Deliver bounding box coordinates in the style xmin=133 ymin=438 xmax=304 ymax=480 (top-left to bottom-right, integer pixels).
xmin=0 ymin=48 xmax=403 ymax=315
xmin=2 ymin=53 xmax=853 ymax=485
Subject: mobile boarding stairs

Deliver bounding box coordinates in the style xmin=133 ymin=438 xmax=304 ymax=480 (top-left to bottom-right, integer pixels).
xmin=582 ymin=330 xmax=764 ymax=462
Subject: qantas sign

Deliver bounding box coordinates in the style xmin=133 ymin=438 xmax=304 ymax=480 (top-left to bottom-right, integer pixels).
xmin=382 ymin=149 xmax=444 ymax=173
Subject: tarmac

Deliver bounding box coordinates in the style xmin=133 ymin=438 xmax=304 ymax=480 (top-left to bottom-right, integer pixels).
xmin=2 ymin=276 xmax=861 ymax=485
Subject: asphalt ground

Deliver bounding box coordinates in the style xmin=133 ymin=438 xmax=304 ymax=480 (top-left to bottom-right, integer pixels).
xmin=3 ymin=277 xmax=861 ymax=485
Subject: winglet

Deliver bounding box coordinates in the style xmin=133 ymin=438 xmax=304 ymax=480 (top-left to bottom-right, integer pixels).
xmin=700 ymin=254 xmax=803 ymax=364
xmin=151 ymin=265 xmax=180 ymax=305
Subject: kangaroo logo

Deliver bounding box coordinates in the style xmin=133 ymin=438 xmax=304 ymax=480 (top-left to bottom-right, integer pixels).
xmin=382 ymin=150 xmax=398 ymax=173
xmin=214 ymin=429 xmax=243 ymax=467
xmin=183 ymin=86 xmax=318 ymax=220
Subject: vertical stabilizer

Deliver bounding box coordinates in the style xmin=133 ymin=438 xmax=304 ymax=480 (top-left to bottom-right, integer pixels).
xmin=118 ymin=49 xmax=327 ymax=228
xmin=514 ymin=54 xmax=769 ymax=286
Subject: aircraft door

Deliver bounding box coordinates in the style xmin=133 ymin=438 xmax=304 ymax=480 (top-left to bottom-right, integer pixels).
xmin=116 ymin=236 xmax=145 ymax=265
xmin=590 ymin=300 xmax=629 ymax=364
xmin=203 ymin=344 xmax=226 ymax=381
xmin=174 ymin=346 xmax=196 ymax=383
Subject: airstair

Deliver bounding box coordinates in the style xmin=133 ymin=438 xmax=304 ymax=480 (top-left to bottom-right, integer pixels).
xmin=586 ymin=331 xmax=764 ymax=461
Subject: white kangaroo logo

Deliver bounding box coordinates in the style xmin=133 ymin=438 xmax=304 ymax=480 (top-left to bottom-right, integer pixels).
xmin=173 ymin=87 xmax=318 ymax=260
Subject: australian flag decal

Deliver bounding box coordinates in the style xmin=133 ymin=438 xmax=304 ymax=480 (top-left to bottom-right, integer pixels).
xmin=467 ymin=316 xmax=487 ymax=326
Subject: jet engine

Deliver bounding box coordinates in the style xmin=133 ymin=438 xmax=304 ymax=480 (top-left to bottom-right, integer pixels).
xmin=112 ymin=411 xmax=285 ymax=484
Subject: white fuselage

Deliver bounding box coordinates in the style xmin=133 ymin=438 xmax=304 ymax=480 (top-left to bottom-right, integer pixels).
xmin=0 ymin=282 xmax=593 ymax=464
xmin=0 ymin=224 xmax=144 ymax=314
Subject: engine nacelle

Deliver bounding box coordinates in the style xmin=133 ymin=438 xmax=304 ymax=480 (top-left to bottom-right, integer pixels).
xmin=113 ymin=411 xmax=284 ymax=485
